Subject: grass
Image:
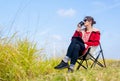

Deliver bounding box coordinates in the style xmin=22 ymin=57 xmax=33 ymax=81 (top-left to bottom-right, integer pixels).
xmin=28 ymin=59 xmax=120 ymax=81
xmin=0 ymin=36 xmax=120 ymax=81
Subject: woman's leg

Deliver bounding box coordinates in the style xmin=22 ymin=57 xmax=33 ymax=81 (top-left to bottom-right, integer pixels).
xmin=54 ymin=38 xmax=85 ymax=70
xmin=65 ymin=38 xmax=85 ymax=63
xmin=66 ymin=38 xmax=77 ymax=58
xmin=63 ymin=38 xmax=81 ymax=63
xmin=54 ymin=38 xmax=77 ymax=69
xmin=68 ymin=42 xmax=85 ymax=72
xmin=70 ymin=44 xmax=81 ymax=67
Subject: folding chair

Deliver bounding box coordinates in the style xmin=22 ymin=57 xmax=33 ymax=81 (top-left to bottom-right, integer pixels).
xmin=76 ymin=43 xmax=106 ymax=70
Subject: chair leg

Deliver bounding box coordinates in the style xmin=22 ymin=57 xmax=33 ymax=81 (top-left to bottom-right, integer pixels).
xmin=100 ymin=43 xmax=106 ymax=67
xmin=90 ymin=53 xmax=100 ymax=68
xmin=77 ymin=60 xmax=83 ymax=70
xmin=85 ymin=60 xmax=88 ymax=68
xmin=90 ymin=58 xmax=104 ymax=68
xmin=90 ymin=51 xmax=105 ymax=68
xmin=101 ymin=50 xmax=106 ymax=67
xmin=77 ymin=60 xmax=87 ymax=70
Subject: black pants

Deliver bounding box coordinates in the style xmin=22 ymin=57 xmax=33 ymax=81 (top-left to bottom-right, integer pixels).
xmin=66 ymin=37 xmax=85 ymax=65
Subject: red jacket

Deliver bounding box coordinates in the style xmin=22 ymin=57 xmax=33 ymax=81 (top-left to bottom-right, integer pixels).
xmin=72 ymin=29 xmax=100 ymax=54
xmin=72 ymin=30 xmax=100 ymax=46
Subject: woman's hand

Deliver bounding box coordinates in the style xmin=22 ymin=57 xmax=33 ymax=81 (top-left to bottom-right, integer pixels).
xmin=84 ymin=44 xmax=88 ymax=48
xmin=76 ymin=23 xmax=82 ymax=32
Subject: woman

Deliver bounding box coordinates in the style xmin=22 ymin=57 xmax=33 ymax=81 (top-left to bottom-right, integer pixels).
xmin=54 ymin=16 xmax=100 ymax=72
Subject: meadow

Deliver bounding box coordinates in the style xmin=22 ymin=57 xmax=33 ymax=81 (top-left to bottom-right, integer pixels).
xmin=0 ymin=36 xmax=120 ymax=81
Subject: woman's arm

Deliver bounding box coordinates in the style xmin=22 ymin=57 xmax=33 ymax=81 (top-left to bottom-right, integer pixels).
xmin=85 ymin=31 xmax=100 ymax=46
xmin=72 ymin=24 xmax=82 ymax=38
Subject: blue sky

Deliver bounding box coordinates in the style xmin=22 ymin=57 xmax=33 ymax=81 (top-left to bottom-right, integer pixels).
xmin=0 ymin=0 xmax=120 ymax=59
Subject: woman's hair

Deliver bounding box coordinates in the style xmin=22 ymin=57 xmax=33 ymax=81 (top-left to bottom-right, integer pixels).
xmin=84 ymin=16 xmax=96 ymax=25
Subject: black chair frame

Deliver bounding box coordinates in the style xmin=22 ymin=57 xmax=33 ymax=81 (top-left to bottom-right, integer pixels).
xmin=76 ymin=43 xmax=106 ymax=70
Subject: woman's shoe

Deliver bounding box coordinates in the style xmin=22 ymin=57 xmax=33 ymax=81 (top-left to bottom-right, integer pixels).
xmin=54 ymin=60 xmax=69 ymax=69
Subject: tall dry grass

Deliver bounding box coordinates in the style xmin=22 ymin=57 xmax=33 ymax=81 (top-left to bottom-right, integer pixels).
xmin=0 ymin=35 xmax=42 ymax=81
xmin=0 ymin=35 xmax=120 ymax=81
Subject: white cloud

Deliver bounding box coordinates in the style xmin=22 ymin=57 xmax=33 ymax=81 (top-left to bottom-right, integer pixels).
xmin=57 ymin=8 xmax=76 ymax=17
xmin=92 ymin=1 xmax=107 ymax=8
xmin=91 ymin=1 xmax=120 ymax=14
xmin=108 ymin=2 xmax=120 ymax=9
xmin=39 ymin=30 xmax=49 ymax=36
xmin=51 ymin=34 xmax=62 ymax=41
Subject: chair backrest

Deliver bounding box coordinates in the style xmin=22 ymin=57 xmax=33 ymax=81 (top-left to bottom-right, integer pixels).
xmin=85 ymin=46 xmax=98 ymax=60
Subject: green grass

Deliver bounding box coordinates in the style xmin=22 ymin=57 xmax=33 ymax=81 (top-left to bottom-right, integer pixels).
xmin=0 ymin=36 xmax=120 ymax=81
xmin=27 ymin=59 xmax=120 ymax=81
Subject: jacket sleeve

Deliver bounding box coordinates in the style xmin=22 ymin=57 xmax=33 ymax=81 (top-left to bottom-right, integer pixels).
xmin=72 ymin=30 xmax=82 ymax=38
xmin=85 ymin=31 xmax=100 ymax=46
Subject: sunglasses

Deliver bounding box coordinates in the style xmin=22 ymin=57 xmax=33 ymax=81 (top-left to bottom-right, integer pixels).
xmin=83 ymin=19 xmax=87 ymax=22
xmin=84 ymin=19 xmax=91 ymax=22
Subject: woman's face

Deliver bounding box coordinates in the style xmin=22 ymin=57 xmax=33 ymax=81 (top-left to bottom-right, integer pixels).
xmin=84 ymin=20 xmax=92 ymax=27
